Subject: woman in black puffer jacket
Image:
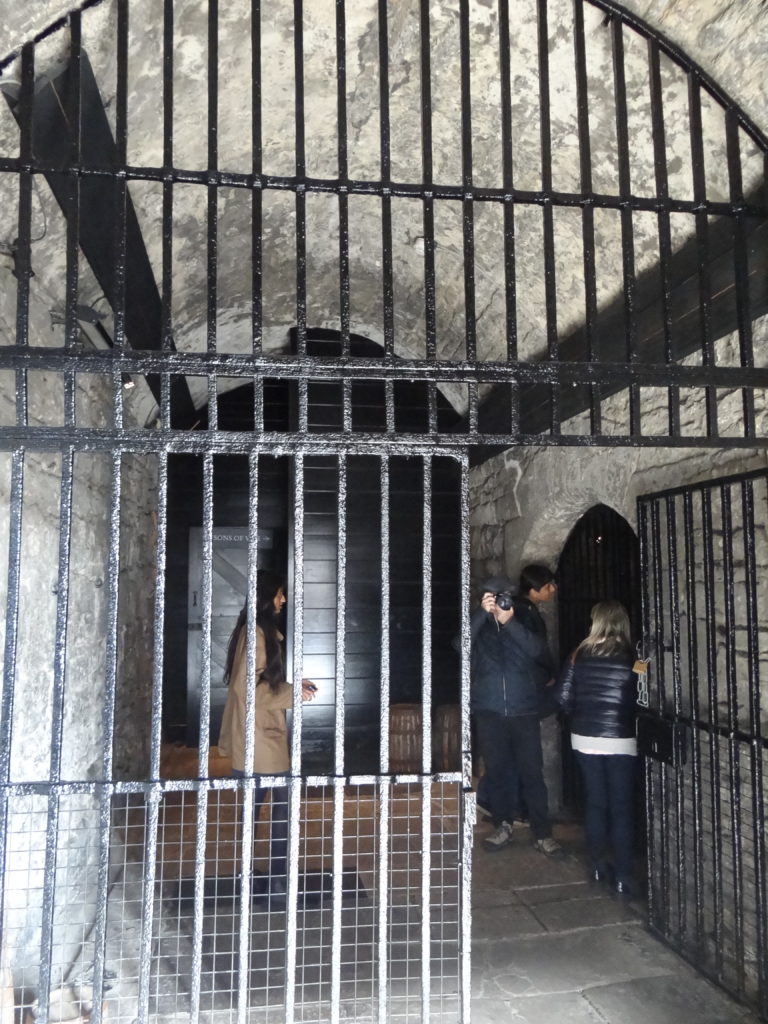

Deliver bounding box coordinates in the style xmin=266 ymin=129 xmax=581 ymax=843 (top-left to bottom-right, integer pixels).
xmin=558 ymin=601 xmax=638 ymax=897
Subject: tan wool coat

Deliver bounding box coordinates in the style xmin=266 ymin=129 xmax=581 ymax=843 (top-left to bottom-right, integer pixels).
xmin=217 ymin=626 xmax=293 ymax=773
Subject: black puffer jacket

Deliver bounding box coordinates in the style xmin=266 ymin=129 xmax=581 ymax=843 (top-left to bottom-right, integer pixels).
xmin=558 ymin=651 xmax=636 ymax=738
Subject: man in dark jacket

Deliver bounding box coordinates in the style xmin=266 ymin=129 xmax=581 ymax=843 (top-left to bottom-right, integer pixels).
xmin=471 ymin=575 xmax=562 ymax=856
xmin=476 ymin=565 xmax=559 ymax=828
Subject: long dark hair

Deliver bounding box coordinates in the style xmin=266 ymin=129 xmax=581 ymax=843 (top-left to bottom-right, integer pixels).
xmin=223 ymin=571 xmax=286 ymax=692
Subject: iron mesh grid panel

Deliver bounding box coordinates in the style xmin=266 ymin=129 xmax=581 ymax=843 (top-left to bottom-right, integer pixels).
xmin=638 ymin=469 xmax=768 ymax=1019
xmin=1 ymin=779 xmax=463 ymax=1024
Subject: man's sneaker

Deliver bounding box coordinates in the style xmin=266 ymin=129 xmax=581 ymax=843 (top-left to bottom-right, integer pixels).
xmin=483 ymin=821 xmax=513 ymax=852
xmin=534 ymin=836 xmax=564 ymax=858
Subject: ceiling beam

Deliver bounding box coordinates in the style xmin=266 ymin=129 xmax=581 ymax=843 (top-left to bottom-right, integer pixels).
xmin=5 ymin=50 xmax=197 ymax=427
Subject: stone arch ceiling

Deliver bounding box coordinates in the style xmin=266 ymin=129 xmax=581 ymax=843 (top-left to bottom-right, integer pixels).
xmin=0 ymin=0 xmax=766 ymax=416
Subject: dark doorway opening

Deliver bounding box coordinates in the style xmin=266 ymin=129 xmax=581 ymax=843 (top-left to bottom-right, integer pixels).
xmin=163 ymin=332 xmax=464 ymax=771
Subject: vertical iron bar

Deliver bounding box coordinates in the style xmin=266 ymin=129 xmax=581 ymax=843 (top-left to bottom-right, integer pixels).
xmin=498 ymin=0 xmax=519 ymax=435
xmin=742 ymin=478 xmax=767 ymax=1015
xmin=458 ymin=0 xmax=476 ymax=365
xmin=330 ymin=450 xmax=348 ymax=1021
xmin=14 ymin=43 xmax=34 ymax=430
xmin=88 ymin=450 xmax=122 ymax=1024
xmin=150 ymin=454 xmax=169 ymax=779
xmin=664 ymin=495 xmax=686 ymax=943
xmin=111 ymin=0 xmax=129 ymax=430
xmin=188 ymin=454 xmax=215 ymax=1021
xmin=285 ymin=453 xmax=306 ymax=1024
xmin=336 ymin=0 xmax=350 ymax=352
xmin=418 ymin=0 xmax=438 ymax=430
xmin=467 ymin=381 xmax=478 ymax=438
xmin=0 ymin=452 xmax=25 ymax=986
xmin=0 ymin=452 xmax=24 ymax=785
xmin=206 ymin=0 xmax=219 ymax=433
xmin=134 ymin=448 xmax=167 ymax=1024
xmin=63 ymin=12 xmax=82 ymax=430
xmin=420 ymin=456 xmax=433 ymax=1022
xmin=637 ymin=499 xmax=658 ymax=922
xmin=37 ymin=449 xmax=74 ymax=1024
xmin=573 ymin=0 xmax=600 ymax=434
xmin=294 ymin=0 xmax=308 ymax=382
xmin=377 ymin=456 xmax=391 ymax=1021
xmin=650 ymin=497 xmax=671 ymax=937
xmin=334 ymin=453 xmax=347 ymax=778
xmin=536 ymin=0 xmax=559 ymax=433
xmin=701 ymin=485 xmax=724 ymax=980
xmin=498 ymin=0 xmax=516 ymax=363
xmin=725 ymin=111 xmax=756 ymax=439
xmin=335 ymin=0 xmax=352 ymax=430
xmin=647 ymin=40 xmax=679 ymax=438
xmin=419 ymin=0 xmax=437 ymax=354
xmin=251 ymin=0 xmax=264 ymax=435
xmin=377 ymin=0 xmax=395 ymax=361
xmin=682 ymin=489 xmax=705 ymax=960
xmin=136 ymin=786 xmax=161 ymax=1023
xmin=458 ymin=455 xmax=472 ymax=1024
xmin=720 ymin=484 xmax=745 ymax=995
xmin=687 ymin=75 xmax=717 ymax=438
xmin=235 ymin=454 xmax=260 ymax=1024
xmin=160 ymin=0 xmax=174 ymax=432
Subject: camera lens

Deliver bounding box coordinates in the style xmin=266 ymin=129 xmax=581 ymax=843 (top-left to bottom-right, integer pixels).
xmin=496 ymin=592 xmax=513 ymax=611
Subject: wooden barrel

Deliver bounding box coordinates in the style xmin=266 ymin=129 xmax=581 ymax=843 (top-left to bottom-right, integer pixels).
xmin=432 ymin=704 xmax=461 ymax=772
xmin=388 ymin=703 xmax=423 ymax=773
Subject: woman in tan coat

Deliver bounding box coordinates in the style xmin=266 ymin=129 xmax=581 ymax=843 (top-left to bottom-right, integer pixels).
xmin=218 ymin=571 xmax=316 ymax=901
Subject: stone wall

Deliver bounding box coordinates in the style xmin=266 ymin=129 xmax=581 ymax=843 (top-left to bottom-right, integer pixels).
xmin=0 ymin=263 xmax=158 ymax=990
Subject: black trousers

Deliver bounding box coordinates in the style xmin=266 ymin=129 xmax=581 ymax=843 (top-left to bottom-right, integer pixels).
xmin=474 ymin=711 xmax=552 ymax=840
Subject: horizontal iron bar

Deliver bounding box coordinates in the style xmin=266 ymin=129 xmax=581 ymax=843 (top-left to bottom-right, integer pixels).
xmin=2 ymin=346 xmax=768 ymax=388
xmin=655 ymin=710 xmax=768 ymax=753
xmin=0 ymin=428 xmax=766 ymax=453
xmin=0 ymin=772 xmax=464 ymax=797
xmin=637 ymin=466 xmax=768 ymax=501
xmin=0 ymin=158 xmax=764 ymax=219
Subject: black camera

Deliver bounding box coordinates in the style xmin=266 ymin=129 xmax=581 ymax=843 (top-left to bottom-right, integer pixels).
xmin=495 ymin=591 xmax=515 ymax=611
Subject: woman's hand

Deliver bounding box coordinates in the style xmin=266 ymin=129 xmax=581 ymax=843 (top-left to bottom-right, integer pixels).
xmin=301 ymin=679 xmax=318 ymax=701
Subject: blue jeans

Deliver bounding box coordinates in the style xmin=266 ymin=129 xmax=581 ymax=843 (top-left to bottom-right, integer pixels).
xmin=474 ymin=712 xmax=552 ymax=840
xmin=232 ymin=770 xmax=288 ymax=881
xmin=575 ymin=752 xmax=637 ymax=885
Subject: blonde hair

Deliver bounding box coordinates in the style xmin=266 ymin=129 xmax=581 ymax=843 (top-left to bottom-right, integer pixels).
xmin=576 ymin=600 xmax=632 ymax=657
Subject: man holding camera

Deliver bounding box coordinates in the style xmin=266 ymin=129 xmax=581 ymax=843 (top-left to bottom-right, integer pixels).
xmin=470 ymin=575 xmax=562 ymax=857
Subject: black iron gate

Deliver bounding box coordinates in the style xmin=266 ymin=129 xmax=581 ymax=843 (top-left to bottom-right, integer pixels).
xmin=638 ymin=469 xmax=768 ymax=1019
xmin=1 ymin=0 xmax=768 ymax=1022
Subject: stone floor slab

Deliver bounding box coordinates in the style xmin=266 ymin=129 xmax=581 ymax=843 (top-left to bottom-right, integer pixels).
xmin=470 ymin=921 xmax=685 ymax=997
xmin=530 ymin=892 xmax=639 ymax=931
xmin=495 ymin=991 xmax=613 ymax=1023
xmin=472 ymin=902 xmax=548 ymax=940
xmin=584 ymin=974 xmax=762 ymax=1023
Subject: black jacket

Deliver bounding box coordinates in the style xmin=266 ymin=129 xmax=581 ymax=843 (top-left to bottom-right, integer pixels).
xmin=557 ymin=650 xmax=637 ymax=738
xmin=513 ymin=597 xmax=556 ymax=683
xmin=468 ymin=607 xmax=548 ymax=718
